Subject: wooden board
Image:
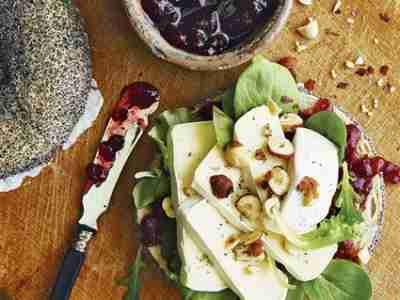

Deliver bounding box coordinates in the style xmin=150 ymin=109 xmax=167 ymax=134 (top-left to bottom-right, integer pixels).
xmin=0 ymin=0 xmax=399 ymax=299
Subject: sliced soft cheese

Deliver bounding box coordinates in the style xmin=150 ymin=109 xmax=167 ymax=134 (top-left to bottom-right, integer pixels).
xmin=169 ymin=122 xmax=226 ymax=291
xmin=280 ymin=128 xmax=339 ymax=234
xmin=178 ymin=200 xmax=288 ymax=300
xmin=234 ymin=105 xmax=287 ymax=201
xmin=193 ymin=130 xmax=336 ymax=282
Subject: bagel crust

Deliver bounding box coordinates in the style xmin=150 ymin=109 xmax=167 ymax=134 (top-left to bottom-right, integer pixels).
xmin=0 ymin=0 xmax=91 ymax=178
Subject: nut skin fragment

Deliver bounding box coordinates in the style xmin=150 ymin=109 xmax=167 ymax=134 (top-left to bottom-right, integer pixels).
xmin=235 ymin=195 xmax=262 ymax=221
xmin=210 ymin=175 xmax=234 ymax=199
xmin=297 ymin=176 xmax=320 ymax=206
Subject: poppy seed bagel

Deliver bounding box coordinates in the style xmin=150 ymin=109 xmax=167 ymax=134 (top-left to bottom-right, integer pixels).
xmin=0 ymin=0 xmax=91 ymax=179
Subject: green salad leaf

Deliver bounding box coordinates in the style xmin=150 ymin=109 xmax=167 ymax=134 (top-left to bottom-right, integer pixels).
xmin=213 ymin=106 xmax=234 ymax=149
xmin=133 ymin=170 xmax=170 ymax=209
xmin=181 ymin=288 xmax=239 ymax=300
xmin=234 ymin=55 xmax=301 ymax=118
xmin=286 ymin=283 xmax=306 ymax=300
xmin=118 ymin=246 xmax=145 ymax=300
xmin=149 ymin=108 xmax=195 ymax=170
xmin=305 ymin=111 xmax=347 ymax=161
xmin=301 ymin=259 xmax=372 ymax=300
xmin=218 ymin=87 xmax=235 ymax=119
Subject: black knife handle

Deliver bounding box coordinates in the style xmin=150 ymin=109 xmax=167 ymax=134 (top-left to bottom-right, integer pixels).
xmin=50 ymin=225 xmax=96 ymax=300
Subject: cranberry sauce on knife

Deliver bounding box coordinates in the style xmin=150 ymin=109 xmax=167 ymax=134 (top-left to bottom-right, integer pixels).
xmin=142 ymin=0 xmax=279 ymax=55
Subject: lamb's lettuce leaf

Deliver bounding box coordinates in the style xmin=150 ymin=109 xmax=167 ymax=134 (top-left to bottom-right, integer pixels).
xmin=287 ymin=259 xmax=372 ymax=300
xmin=234 ymin=55 xmax=301 ymax=118
xmin=133 ymin=170 xmax=170 ymax=209
xmin=213 ymin=106 xmax=234 ymax=149
xmin=305 ymin=111 xmax=347 ymax=161
xmin=149 ymin=108 xmax=195 ymax=170
xmin=118 ymin=246 xmax=145 ymax=300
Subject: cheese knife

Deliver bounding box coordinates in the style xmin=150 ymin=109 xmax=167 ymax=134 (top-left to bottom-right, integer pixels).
xmin=50 ymin=83 xmax=160 ymax=300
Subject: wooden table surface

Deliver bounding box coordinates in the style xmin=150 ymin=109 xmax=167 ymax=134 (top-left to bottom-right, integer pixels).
xmin=0 ymin=1 xmax=399 ymax=299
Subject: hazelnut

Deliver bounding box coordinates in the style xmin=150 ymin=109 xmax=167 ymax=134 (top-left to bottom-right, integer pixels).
xmin=267 ymin=136 xmax=295 ymax=159
xmin=248 ymin=239 xmax=265 ymax=257
xmin=235 ymin=195 xmax=262 ymax=221
xmin=266 ymin=167 xmax=290 ymax=196
xmin=224 ymin=141 xmax=249 ymax=169
xmin=280 ymin=113 xmax=303 ymax=133
xmin=297 ymin=176 xmax=320 ymax=205
xmin=210 ymin=175 xmax=234 ymax=199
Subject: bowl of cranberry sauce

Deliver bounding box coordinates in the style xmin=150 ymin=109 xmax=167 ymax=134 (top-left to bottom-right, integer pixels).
xmin=124 ymin=0 xmax=292 ymax=70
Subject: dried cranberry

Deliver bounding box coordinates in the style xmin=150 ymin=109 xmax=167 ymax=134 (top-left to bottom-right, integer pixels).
xmin=111 ymin=108 xmax=128 ymax=122
xmin=140 ymin=214 xmax=161 ymax=247
xmin=210 ymin=175 xmax=234 ymax=198
xmin=346 ymin=124 xmax=362 ymax=149
xmin=119 ymin=82 xmax=160 ymax=110
xmin=351 ymin=156 xmax=386 ymax=178
xmin=107 ymin=135 xmax=125 ymax=152
xmin=352 ymin=177 xmax=373 ymax=195
xmin=300 ymin=98 xmax=332 ymax=119
xmin=304 ymin=79 xmax=316 ymax=92
xmin=86 ymin=163 xmax=108 ymax=185
xmin=383 ymin=162 xmax=400 ymax=183
xmin=335 ymin=240 xmax=359 ymax=263
xmin=98 ymin=143 xmax=117 ymax=162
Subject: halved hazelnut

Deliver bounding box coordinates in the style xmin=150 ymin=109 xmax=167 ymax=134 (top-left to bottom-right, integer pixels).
xmin=224 ymin=141 xmax=249 ymax=168
xmin=280 ymin=113 xmax=304 ymax=133
xmin=240 ymin=230 xmax=263 ymax=245
xmin=266 ymin=167 xmax=290 ymax=196
xmin=235 ymin=195 xmax=262 ymax=221
xmin=297 ymin=176 xmax=320 ymax=205
xmin=267 ymin=137 xmax=294 ymax=159
xmin=210 ymin=175 xmax=234 ymax=199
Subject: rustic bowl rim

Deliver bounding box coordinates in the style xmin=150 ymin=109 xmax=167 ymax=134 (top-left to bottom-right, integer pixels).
xmin=123 ymin=0 xmax=293 ymax=71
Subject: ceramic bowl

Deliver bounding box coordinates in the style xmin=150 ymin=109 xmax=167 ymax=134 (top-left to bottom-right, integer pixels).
xmin=123 ymin=0 xmax=293 ymax=71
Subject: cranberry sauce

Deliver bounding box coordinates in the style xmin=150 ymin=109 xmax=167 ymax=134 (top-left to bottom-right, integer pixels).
xmin=84 ymin=82 xmax=160 ymax=193
xmin=142 ymin=0 xmax=279 ymax=56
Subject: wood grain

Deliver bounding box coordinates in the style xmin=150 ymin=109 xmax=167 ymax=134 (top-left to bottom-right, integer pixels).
xmin=0 ymin=0 xmax=399 ymax=299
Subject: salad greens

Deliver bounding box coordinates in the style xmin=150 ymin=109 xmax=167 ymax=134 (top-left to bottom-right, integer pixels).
xmin=133 ymin=170 xmax=170 ymax=209
xmin=305 ymin=111 xmax=347 ymax=161
xmin=234 ymin=56 xmax=301 ymax=118
xmin=149 ymin=108 xmax=196 ymax=170
xmin=213 ymin=106 xmax=234 ymax=149
xmin=288 ymin=259 xmax=372 ymax=300
xmin=117 ymin=246 xmax=145 ymax=300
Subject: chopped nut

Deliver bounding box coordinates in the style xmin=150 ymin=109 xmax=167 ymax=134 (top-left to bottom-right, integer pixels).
xmin=380 ymin=65 xmax=390 ymax=76
xmin=304 ymin=79 xmax=317 ymax=91
xmin=355 ymin=68 xmax=367 ymax=77
xmin=240 ymin=230 xmax=263 ymax=245
xmin=373 ymin=99 xmax=379 ymax=109
xmin=298 ymin=0 xmax=313 ymax=6
xmin=225 ymin=234 xmax=241 ymax=250
xmin=332 ymin=0 xmax=342 ymax=14
xmin=266 ymin=167 xmax=291 ymax=196
xmin=351 ymin=9 xmax=358 ymax=17
xmin=347 ymin=18 xmax=355 ymax=24
xmin=224 ymin=141 xmax=249 ymax=169
xmin=388 ymin=85 xmax=396 ymax=94
xmin=297 ymin=17 xmax=319 ymax=40
xmin=345 ymin=61 xmax=355 ymax=69
xmin=295 ymin=41 xmax=308 ymax=52
xmin=297 ymin=176 xmax=320 ymax=205
xmin=210 ymin=175 xmax=234 ymax=199
xmin=337 ymin=82 xmax=349 ymax=89
xmin=277 ymin=56 xmax=297 ymax=70
xmin=235 ymin=195 xmax=262 ymax=221
xmin=373 ymin=38 xmax=379 ymax=44
xmin=183 ymin=187 xmax=197 ymax=197
xmin=267 ymin=137 xmax=295 ymax=159
xmin=355 ymin=56 xmax=365 ymax=65
xmin=162 ymin=197 xmax=176 ymax=218
xmin=280 ymin=113 xmax=304 ymax=133
xmin=361 ymin=104 xmax=368 ymax=113
xmin=367 ymin=111 xmax=373 ymax=117
xmin=255 ymin=149 xmax=267 ymax=161
xmin=377 ymin=78 xmax=385 ymax=87
xmin=330 ymin=69 xmax=338 ymax=79
xmin=379 ymin=13 xmax=391 ymax=23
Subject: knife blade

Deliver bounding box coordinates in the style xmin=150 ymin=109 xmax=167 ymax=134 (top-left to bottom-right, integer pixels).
xmin=50 ymin=82 xmax=160 ymax=300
